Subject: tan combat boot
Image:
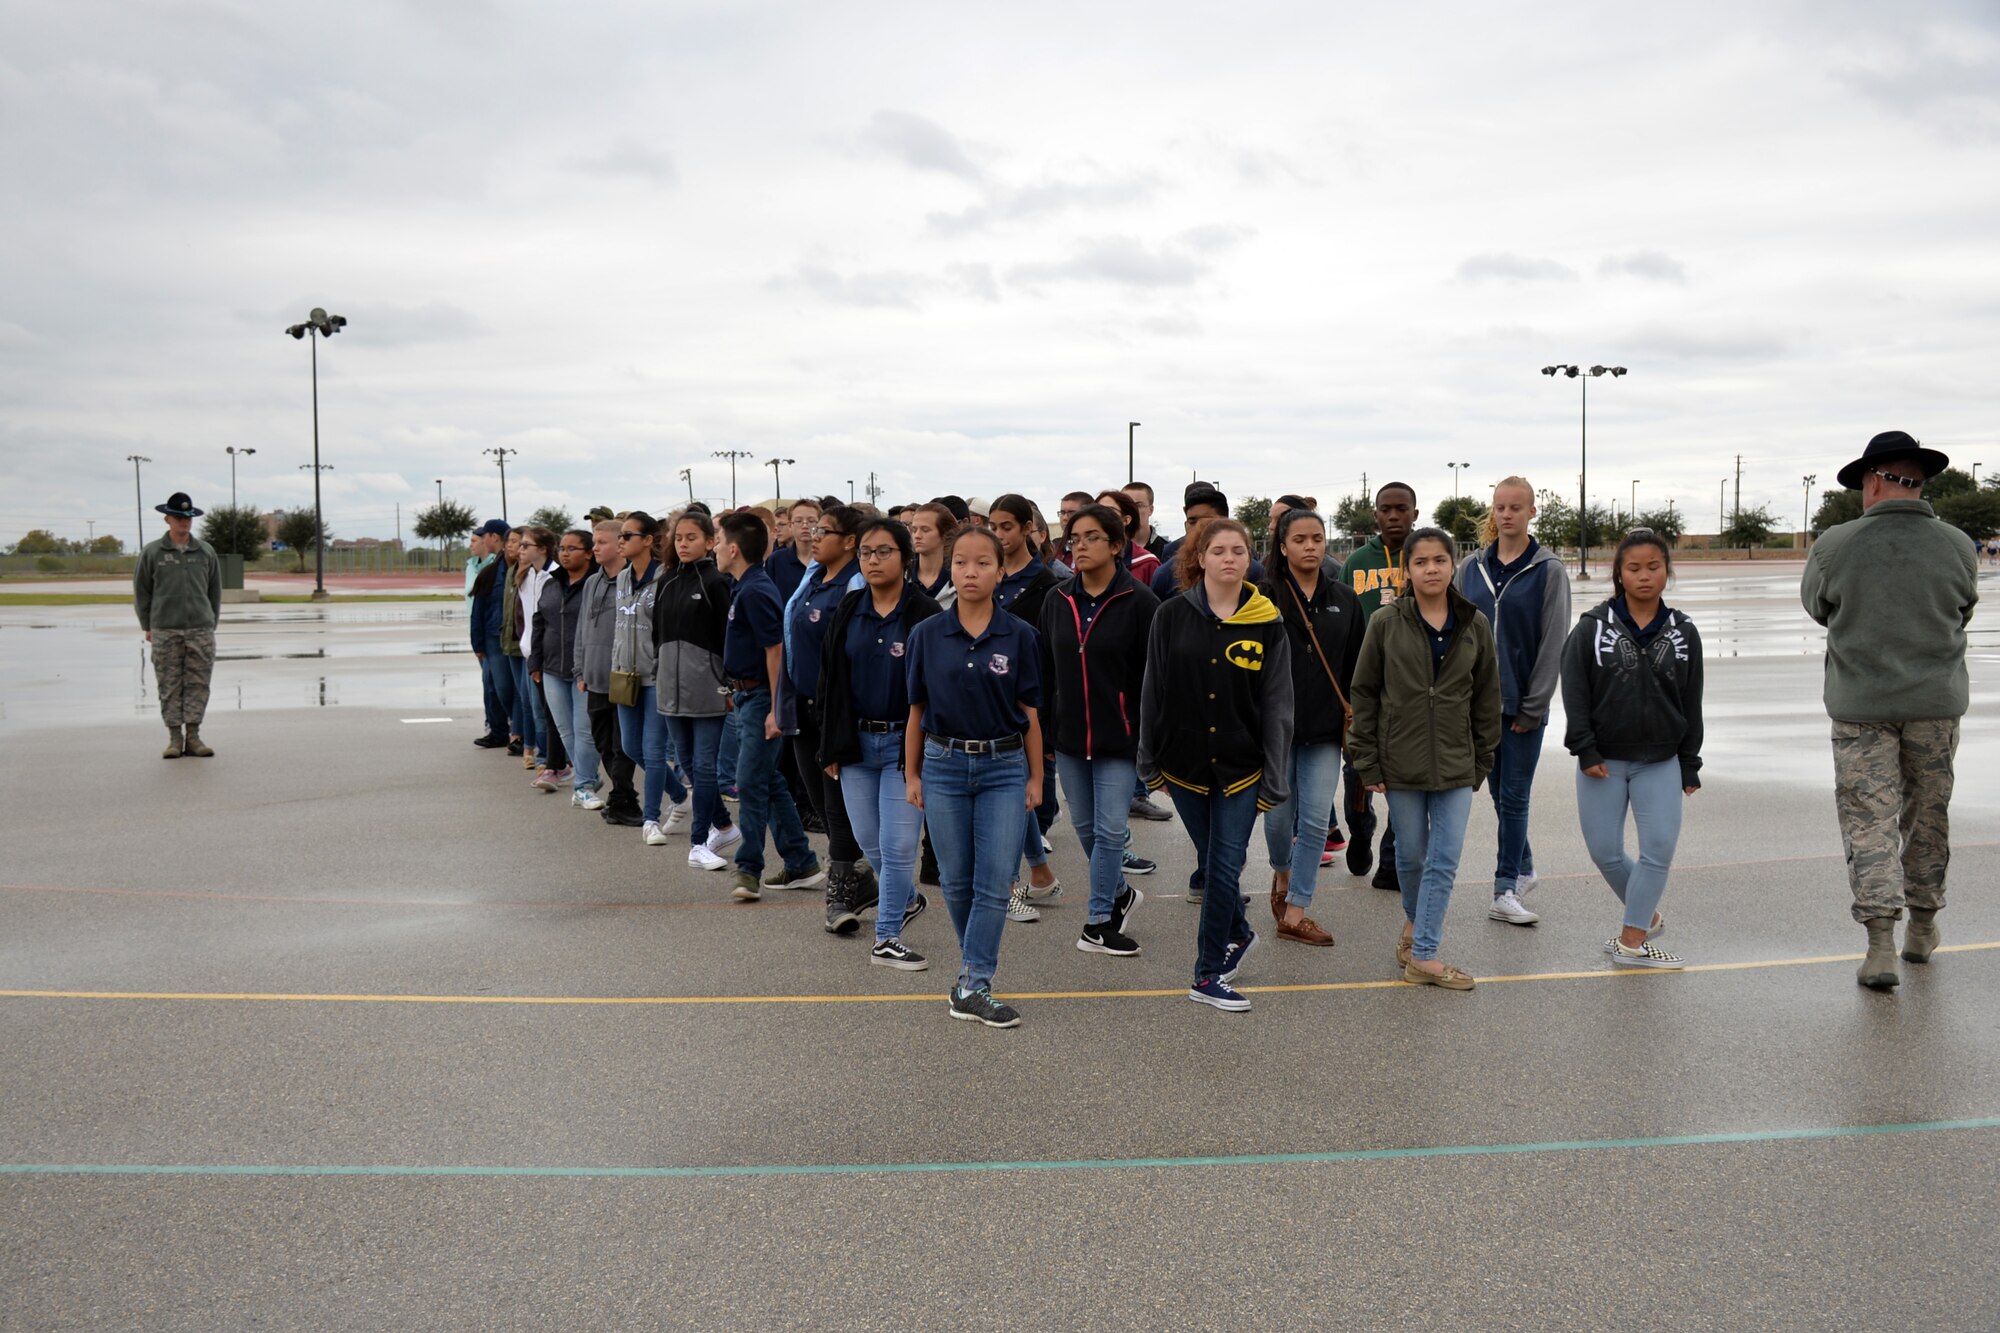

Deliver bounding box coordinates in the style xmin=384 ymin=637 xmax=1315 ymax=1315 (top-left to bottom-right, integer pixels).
xmin=1902 ymin=909 xmax=1941 ymax=964
xmin=183 ymin=726 xmax=214 ymax=758
xmin=162 ymin=726 xmax=184 ymax=759
xmin=1857 ymin=918 xmax=1900 ymax=990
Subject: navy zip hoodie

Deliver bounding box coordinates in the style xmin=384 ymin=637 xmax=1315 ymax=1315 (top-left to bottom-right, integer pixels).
xmin=1037 ymin=567 xmax=1159 ymax=760
xmin=1455 ymin=538 xmax=1571 ymax=726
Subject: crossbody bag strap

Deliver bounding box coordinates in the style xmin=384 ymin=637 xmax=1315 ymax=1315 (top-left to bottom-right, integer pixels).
xmin=1286 ymin=579 xmax=1350 ymax=716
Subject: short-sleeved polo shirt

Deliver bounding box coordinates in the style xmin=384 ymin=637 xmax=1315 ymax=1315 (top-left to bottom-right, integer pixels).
xmin=906 ymin=606 xmax=1042 ymax=741
xmin=843 ymin=586 xmax=916 ymax=722
xmin=723 ymin=565 xmax=785 ymax=683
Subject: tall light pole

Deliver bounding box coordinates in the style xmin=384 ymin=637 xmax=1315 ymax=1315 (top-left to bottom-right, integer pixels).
xmin=284 ymin=307 xmax=346 ymax=601
xmin=126 ymin=454 xmax=151 ymax=555
xmin=1802 ymin=473 xmax=1817 ymax=543
xmin=679 ymin=468 xmax=695 ymax=505
xmin=1448 ymin=461 xmax=1471 ymax=499
xmin=1540 ymin=364 xmax=1626 ymax=577
xmin=847 ymin=479 xmax=855 ymax=503
xmin=1630 ymin=479 xmax=1640 ymax=526
xmin=432 ymin=479 xmax=447 ymax=567
xmin=765 ymin=457 xmax=796 ymax=500
xmin=712 ymin=450 xmax=752 ymax=508
xmin=1127 ymin=422 xmax=1141 ymax=485
xmin=1719 ymin=478 xmax=1728 ymax=541
xmin=482 ymin=447 xmax=517 ymax=522
xmin=225 ymin=446 xmax=257 ymax=509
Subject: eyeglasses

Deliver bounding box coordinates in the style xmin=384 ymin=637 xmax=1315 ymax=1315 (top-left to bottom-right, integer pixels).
xmin=619 ymin=531 xmax=646 ymax=541
xmin=811 ymin=526 xmax=847 ymax=540
xmin=857 ymin=545 xmax=900 ymax=561
xmin=1070 ymin=531 xmax=1115 ymax=547
xmin=558 ymin=545 xmax=588 ymax=554
xmin=1870 ymin=468 xmax=1923 ymax=490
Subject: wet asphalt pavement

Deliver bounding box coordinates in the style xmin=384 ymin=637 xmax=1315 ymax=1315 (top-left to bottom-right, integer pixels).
xmin=2 ymin=564 xmax=1998 ymax=1330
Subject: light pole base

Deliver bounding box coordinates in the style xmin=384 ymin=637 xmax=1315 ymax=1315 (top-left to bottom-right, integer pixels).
xmin=310 ymin=588 xmax=331 ymax=602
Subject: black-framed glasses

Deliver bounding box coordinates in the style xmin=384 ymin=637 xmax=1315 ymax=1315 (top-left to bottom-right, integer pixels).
xmin=811 ymin=526 xmax=848 ymax=540
xmin=558 ymin=544 xmax=588 ymax=554
xmin=1871 ymin=467 xmax=1923 ymax=490
xmin=857 ymin=545 xmax=900 ymax=561
xmin=1070 ymin=531 xmax=1114 ymax=547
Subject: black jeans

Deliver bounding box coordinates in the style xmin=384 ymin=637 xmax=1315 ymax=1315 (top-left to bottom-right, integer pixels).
xmin=587 ymin=688 xmax=638 ymax=810
xmin=792 ymin=707 xmax=862 ymax=864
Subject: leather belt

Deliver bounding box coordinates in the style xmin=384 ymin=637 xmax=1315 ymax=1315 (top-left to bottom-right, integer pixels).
xmin=859 ymin=719 xmax=906 ymax=733
xmin=925 ymin=732 xmax=1024 ymax=754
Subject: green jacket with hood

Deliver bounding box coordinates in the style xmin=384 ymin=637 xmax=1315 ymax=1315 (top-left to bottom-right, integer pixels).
xmin=1347 ymin=586 xmax=1502 ymax=792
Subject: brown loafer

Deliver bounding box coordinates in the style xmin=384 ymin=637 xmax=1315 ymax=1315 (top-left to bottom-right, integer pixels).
xmin=1403 ymin=961 xmax=1475 ymax=990
xmin=1277 ymin=909 xmax=1334 ymax=947
xmin=1396 ymin=939 xmax=1413 ymax=970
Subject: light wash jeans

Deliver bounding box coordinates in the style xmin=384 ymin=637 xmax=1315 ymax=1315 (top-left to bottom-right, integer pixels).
xmin=1575 ymin=758 xmax=1684 ymax=932
xmin=1262 ymin=742 xmax=1342 ymax=909
xmin=1387 ymin=787 xmax=1474 ymax=961
xmin=1488 ymin=717 xmax=1543 ymax=894
xmin=922 ymin=741 xmax=1028 ymax=994
xmin=664 ymin=713 xmax=731 ymax=843
xmin=542 ymin=674 xmax=599 ymax=790
xmin=617 ymin=685 xmax=686 ymax=824
xmin=841 ymin=728 xmax=924 ymax=942
xmin=1054 ymin=752 xmax=1138 ymax=925
xmin=505 ymin=655 xmax=539 ymax=751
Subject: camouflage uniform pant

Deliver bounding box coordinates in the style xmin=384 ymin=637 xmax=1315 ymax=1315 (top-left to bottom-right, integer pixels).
xmin=152 ymin=627 xmax=216 ymax=728
xmin=1831 ymin=717 xmax=1958 ymax=924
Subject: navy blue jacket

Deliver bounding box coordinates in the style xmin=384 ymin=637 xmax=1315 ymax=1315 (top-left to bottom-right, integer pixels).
xmin=468 ymin=557 xmax=505 ymax=649
xmin=1455 ymin=541 xmax=1571 ymax=726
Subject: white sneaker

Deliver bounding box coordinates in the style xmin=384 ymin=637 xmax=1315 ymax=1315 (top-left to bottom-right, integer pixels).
xmin=643 ymin=820 xmax=669 ymax=846
xmin=705 ymin=823 xmax=743 ymax=854
xmin=1041 ymin=833 xmax=1054 ymax=853
xmin=1006 ymin=884 xmax=1042 ymax=923
xmin=1516 ymin=871 xmax=1538 ymax=894
xmin=1025 ymin=875 xmax=1063 ymax=901
xmin=663 ymin=796 xmax=692 ymax=833
xmin=577 ymin=787 xmax=606 ymax=811
xmin=1489 ymin=890 xmax=1540 ymax=925
xmin=688 ymin=845 xmax=729 ymax=872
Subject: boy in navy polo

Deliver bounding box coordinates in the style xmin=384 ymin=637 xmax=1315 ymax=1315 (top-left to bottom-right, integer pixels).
xmin=717 ymin=513 xmax=823 ymax=901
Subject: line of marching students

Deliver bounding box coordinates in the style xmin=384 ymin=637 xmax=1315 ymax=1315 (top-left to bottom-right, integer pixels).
xmin=468 ymin=478 xmax=1703 ymax=1028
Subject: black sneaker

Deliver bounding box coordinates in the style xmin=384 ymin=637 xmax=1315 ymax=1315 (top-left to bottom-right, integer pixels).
xmin=1345 ymin=807 xmax=1376 ymax=876
xmin=1371 ymin=859 xmax=1400 ymax=893
xmin=1077 ymin=922 xmax=1141 ymax=956
xmin=1111 ymin=884 xmax=1144 ymax=935
xmin=1121 ymin=849 xmax=1157 ymax=876
xmin=870 ymin=938 xmax=929 ymax=971
xmin=949 ymin=985 xmax=1021 ymax=1028
xmin=601 ymin=805 xmax=646 ymax=828
xmin=801 ymin=808 xmax=828 ymax=834
xmin=473 ymin=733 xmax=508 ymax=749
xmin=506 ymin=740 xmax=524 ymax=757
xmin=900 ymin=891 xmax=928 ymax=928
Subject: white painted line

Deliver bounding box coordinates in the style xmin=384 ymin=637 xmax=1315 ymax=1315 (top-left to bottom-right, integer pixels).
xmin=399 ymin=717 xmax=456 ymax=724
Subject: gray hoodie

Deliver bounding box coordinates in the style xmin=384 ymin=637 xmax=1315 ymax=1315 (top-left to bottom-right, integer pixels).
xmin=610 ymin=560 xmax=661 ymax=680
xmin=577 ymin=568 xmax=620 ymax=693
xmin=1455 ymin=541 xmax=1571 ymax=727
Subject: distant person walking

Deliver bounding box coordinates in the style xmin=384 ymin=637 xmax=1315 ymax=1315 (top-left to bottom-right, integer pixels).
xmin=1801 ymin=431 xmax=1978 ymax=991
xmin=133 ymin=491 xmax=222 ymax=758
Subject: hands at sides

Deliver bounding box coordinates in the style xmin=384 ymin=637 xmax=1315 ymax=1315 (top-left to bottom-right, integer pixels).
xmin=1024 ymin=774 xmax=1042 ymax=812
xmin=1582 ymin=764 xmax=1608 ymax=779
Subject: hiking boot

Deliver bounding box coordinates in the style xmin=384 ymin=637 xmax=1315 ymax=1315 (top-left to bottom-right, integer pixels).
xmin=182 ymin=726 xmax=214 ymax=757
xmin=1857 ymin=918 xmax=1900 ymax=991
xmin=1903 ymin=908 xmax=1942 ymax=964
xmin=162 ymin=727 xmax=184 ymax=759
xmin=824 ymin=862 xmax=862 ymax=935
xmin=1371 ymin=858 xmax=1400 ymax=894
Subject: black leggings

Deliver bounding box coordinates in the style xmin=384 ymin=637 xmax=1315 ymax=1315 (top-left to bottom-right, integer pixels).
xmin=793 ymin=709 xmax=862 ymax=864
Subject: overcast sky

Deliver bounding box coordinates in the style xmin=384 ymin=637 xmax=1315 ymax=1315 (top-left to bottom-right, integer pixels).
xmin=5 ymin=0 xmax=1999 ymax=546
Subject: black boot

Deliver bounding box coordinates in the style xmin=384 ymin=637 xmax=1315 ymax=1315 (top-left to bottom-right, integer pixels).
xmin=824 ymin=862 xmax=861 ymax=934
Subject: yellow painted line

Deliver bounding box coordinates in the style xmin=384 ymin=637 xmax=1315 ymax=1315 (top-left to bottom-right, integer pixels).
xmin=1 ymin=941 xmax=1993 ymax=1008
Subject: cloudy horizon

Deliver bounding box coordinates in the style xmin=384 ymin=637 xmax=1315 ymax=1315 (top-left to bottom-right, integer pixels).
xmin=4 ymin=0 xmax=1998 ymax=548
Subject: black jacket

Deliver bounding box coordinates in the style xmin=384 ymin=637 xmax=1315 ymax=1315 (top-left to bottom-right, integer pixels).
xmin=1038 ymin=569 xmax=1159 ymax=760
xmin=528 ymin=565 xmax=591 ymax=680
xmin=1561 ymin=600 xmax=1705 ymax=789
xmin=1136 ymin=584 xmax=1294 ymax=811
xmin=1259 ymin=568 xmax=1363 ymax=748
xmin=816 ymin=585 xmax=943 ymax=767
xmin=651 ymin=557 xmax=733 ymax=718
xmin=999 ymin=562 xmax=1060 ymax=631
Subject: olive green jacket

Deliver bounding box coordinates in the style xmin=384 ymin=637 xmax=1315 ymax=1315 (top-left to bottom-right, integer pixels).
xmin=133 ymin=534 xmax=222 ymax=633
xmin=1347 ymin=587 xmax=1502 ymax=792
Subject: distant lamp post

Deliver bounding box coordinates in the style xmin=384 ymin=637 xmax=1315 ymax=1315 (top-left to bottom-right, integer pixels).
xmin=126 ymin=454 xmax=152 ymax=555
xmin=482 ymin=447 xmax=517 ymax=522
xmin=225 ymin=446 xmax=257 ymax=509
xmin=765 ymin=457 xmax=797 ymax=500
xmin=298 ymin=462 xmax=335 ymax=594
xmin=712 ymin=450 xmax=752 ymax=508
xmin=1802 ymin=474 xmax=1817 ymax=543
xmin=1719 ymin=478 xmax=1728 ymax=541
xmin=847 ymin=479 xmax=856 ymax=503
xmin=1127 ymin=422 xmax=1141 ymax=485
xmin=679 ymin=468 xmax=695 ymax=505
xmin=284 ymin=307 xmax=346 ymax=600
xmin=1539 ymin=363 xmax=1627 ymax=577
xmin=1630 ymin=479 xmax=1640 ymax=526
xmin=1447 ymin=461 xmax=1471 ymax=498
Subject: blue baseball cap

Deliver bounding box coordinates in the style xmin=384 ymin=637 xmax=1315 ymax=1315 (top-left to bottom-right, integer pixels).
xmin=474 ymin=518 xmax=511 ymax=537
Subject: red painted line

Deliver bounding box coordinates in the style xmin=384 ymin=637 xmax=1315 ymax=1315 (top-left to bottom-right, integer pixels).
xmin=0 ymin=883 xmax=817 ymax=912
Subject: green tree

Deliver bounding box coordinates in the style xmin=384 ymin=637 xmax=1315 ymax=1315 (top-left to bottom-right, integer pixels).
xmin=527 ymin=505 xmax=573 ymax=533
xmin=1432 ymin=496 xmax=1489 ymax=546
xmin=1934 ymin=487 xmax=2000 ymax=542
xmin=1532 ymin=496 xmax=1575 ymax=549
xmin=1332 ymin=494 xmax=1377 ymax=540
xmin=88 ymin=534 xmax=125 ymax=556
xmin=1926 ymin=467 xmax=1977 ymax=500
xmin=1234 ymin=496 xmax=1272 ymax=549
xmin=12 ymin=529 xmax=64 ymax=554
xmin=1634 ymin=507 xmax=1684 ymax=545
xmin=199 ymin=505 xmax=267 ymax=560
xmin=415 ymin=499 xmax=478 ymax=563
xmin=1721 ymin=504 xmax=1778 ymax=550
xmin=1811 ymin=489 xmax=1862 ymax=536
xmin=275 ymin=510 xmax=331 ymax=573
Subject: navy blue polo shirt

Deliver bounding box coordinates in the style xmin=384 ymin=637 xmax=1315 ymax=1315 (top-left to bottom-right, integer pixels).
xmin=906 ymin=606 xmax=1042 ymax=741
xmin=787 ymin=564 xmax=856 ymax=700
xmin=995 ymin=557 xmax=1045 ymax=614
xmin=723 ymin=565 xmax=786 ymax=682
xmin=767 ymin=545 xmax=808 ymax=601
xmin=1425 ymin=605 xmax=1457 ymax=677
xmin=844 ymin=587 xmax=916 ymax=722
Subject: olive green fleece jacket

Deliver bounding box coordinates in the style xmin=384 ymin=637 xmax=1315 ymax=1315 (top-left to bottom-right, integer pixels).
xmin=1346 ymin=587 xmax=1502 ymax=792
xmin=1800 ymin=497 xmax=1977 ymax=722
xmin=132 ymin=534 xmax=222 ymax=632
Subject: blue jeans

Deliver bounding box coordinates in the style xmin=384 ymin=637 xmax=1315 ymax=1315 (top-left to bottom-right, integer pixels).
xmin=618 ymin=686 xmax=686 ymax=823
xmin=717 ymin=705 xmax=741 ymax=790
xmin=1387 ymin=787 xmax=1474 ymax=961
xmin=729 ymin=688 xmax=814 ymax=878
xmin=478 ymin=635 xmax=511 ymax=736
xmin=1489 ymin=717 xmax=1544 ymax=893
xmin=1167 ymin=783 xmax=1259 ymax=981
xmin=841 ymin=728 xmax=925 ymax=942
xmin=505 ymin=655 xmax=541 ymax=752
xmin=542 ymin=675 xmax=599 ymax=789
xmin=1263 ymin=742 xmax=1342 ymax=909
xmin=1576 ymin=758 xmax=1684 ymax=932
xmin=664 ymin=713 xmax=731 ymax=843
xmin=922 ymin=741 xmax=1028 ymax=993
xmin=1054 ymin=752 xmax=1138 ymax=925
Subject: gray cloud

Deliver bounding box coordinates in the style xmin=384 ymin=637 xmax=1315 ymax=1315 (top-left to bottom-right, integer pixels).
xmin=1840 ymin=40 xmax=2000 ymax=144
xmin=1176 ymin=224 xmax=1252 ymax=254
xmin=774 ymin=263 xmax=928 ymax=309
xmin=317 ymin=301 xmax=482 ymax=347
xmin=1616 ymin=325 xmax=1791 ymax=361
xmin=860 ymin=109 xmax=984 ymax=181
xmin=927 ymin=171 xmax=1160 ymax=235
xmin=1456 ymin=253 xmax=1578 ymax=283
xmin=1599 ymin=250 xmax=1689 ymax=284
xmin=569 ymin=141 xmax=677 ymax=184
xmin=1008 ymin=236 xmax=1209 ymax=289
xmin=947 ymin=262 xmax=1000 ymax=302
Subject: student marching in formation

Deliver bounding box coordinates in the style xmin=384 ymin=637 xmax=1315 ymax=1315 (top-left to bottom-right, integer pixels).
xmin=987 ymin=494 xmax=1064 ymax=919
xmin=817 ymin=517 xmax=940 ymax=965
xmin=611 ymin=512 xmax=691 ymax=845
xmin=1456 ymin=477 xmax=1570 ymax=927
xmin=652 ymin=510 xmax=741 ymax=871
xmin=1138 ymin=517 xmax=1293 ymax=1012
xmin=1563 ymin=528 xmax=1705 ymax=968
xmin=904 ymin=524 xmax=1046 ymax=1028
xmin=1349 ymin=524 xmax=1501 ymax=990
xmin=1342 ymin=483 xmax=1418 ymax=891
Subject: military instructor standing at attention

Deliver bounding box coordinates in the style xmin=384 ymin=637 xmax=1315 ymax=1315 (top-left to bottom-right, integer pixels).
xmin=1802 ymin=431 xmax=1978 ymax=991
xmin=134 ymin=491 xmax=223 ymax=759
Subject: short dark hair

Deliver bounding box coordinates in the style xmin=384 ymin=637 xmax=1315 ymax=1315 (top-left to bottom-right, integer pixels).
xmin=1125 ymin=480 xmax=1156 ymax=504
xmin=1066 ymin=503 xmax=1128 ymax=549
xmin=685 ymin=501 xmax=711 ymax=517
xmin=854 ymin=517 xmax=915 ymax=572
xmin=1376 ymin=482 xmax=1417 ymax=506
xmin=1061 ymin=490 xmax=1093 ymax=506
xmin=818 ymin=505 xmax=864 ymax=539
xmin=1184 ymin=487 xmax=1228 ymax=516
xmin=931 ymin=494 xmax=970 ymax=523
xmin=719 ymin=512 xmax=768 ymax=564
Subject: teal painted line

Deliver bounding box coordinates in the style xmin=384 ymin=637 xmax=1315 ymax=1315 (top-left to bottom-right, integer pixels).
xmin=5 ymin=1116 xmax=1998 ymax=1180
